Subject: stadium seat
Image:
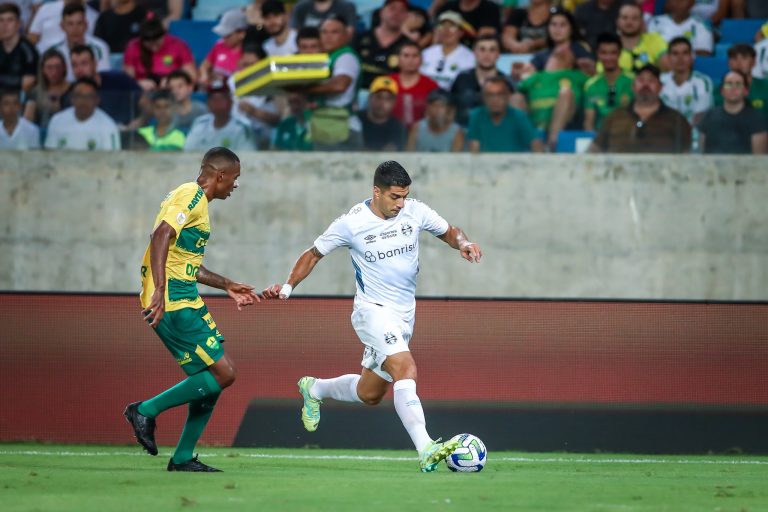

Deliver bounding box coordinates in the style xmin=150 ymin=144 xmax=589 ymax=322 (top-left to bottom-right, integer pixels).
xmin=719 ymin=19 xmax=766 ymax=45
xmin=714 ymin=42 xmax=730 ymax=59
xmin=109 ymin=52 xmax=124 ymax=72
xmin=192 ymin=0 xmax=250 ymax=21
xmin=496 ymin=53 xmax=533 ymax=75
xmin=168 ymin=20 xmax=218 ymax=65
xmin=556 ymin=130 xmax=595 ymax=153
xmin=693 ymin=56 xmax=729 ymax=82
xmin=191 ymin=91 xmax=208 ymax=104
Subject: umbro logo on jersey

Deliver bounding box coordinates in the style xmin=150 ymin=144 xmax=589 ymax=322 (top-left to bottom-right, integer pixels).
xmin=384 ymin=332 xmax=397 ymax=345
xmin=401 ymin=223 xmax=412 ymax=236
xmin=364 ymin=234 xmax=377 ymax=244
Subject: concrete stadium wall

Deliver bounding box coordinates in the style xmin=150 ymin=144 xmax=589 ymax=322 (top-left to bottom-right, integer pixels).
xmin=1 ymin=151 xmax=766 ymax=299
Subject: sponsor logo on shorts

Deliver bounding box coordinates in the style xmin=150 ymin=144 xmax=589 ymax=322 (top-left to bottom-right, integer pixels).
xmin=384 ymin=332 xmax=397 ymax=345
xmin=380 ymin=229 xmax=398 ymax=240
xmin=400 ymin=223 xmax=412 ymax=236
xmin=364 ymin=234 xmax=377 ymax=244
xmin=177 ymin=352 xmax=192 ymax=365
xmin=206 ymin=336 xmax=220 ymax=350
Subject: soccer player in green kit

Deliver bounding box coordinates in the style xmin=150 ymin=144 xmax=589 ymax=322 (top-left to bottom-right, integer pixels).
xmin=124 ymin=147 xmax=262 ymax=472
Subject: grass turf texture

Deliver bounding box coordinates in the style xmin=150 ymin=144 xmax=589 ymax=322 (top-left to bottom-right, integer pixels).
xmin=2 ymin=444 xmax=768 ymax=511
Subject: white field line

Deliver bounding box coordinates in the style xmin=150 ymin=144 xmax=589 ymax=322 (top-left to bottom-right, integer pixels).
xmin=1 ymin=450 xmax=768 ymax=465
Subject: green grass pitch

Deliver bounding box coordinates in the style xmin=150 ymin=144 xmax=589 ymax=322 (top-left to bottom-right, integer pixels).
xmin=2 ymin=444 xmax=767 ymax=511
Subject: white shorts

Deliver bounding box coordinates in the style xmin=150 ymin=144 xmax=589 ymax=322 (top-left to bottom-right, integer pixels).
xmin=351 ymin=295 xmax=415 ymax=382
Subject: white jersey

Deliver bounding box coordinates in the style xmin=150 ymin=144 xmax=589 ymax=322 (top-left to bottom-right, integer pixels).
xmin=314 ymin=198 xmax=449 ymax=310
xmin=184 ymin=113 xmax=256 ymax=151
xmin=647 ymin=14 xmax=713 ymax=54
xmin=28 ymin=0 xmax=99 ymax=52
xmin=44 ymin=107 xmax=120 ymax=150
xmin=0 ymin=117 xmax=40 ymax=149
xmin=660 ymin=70 xmax=714 ymax=123
xmin=45 ymin=35 xmax=111 ymax=81
xmin=420 ymin=44 xmax=476 ymax=90
xmin=754 ymin=39 xmax=768 ymax=79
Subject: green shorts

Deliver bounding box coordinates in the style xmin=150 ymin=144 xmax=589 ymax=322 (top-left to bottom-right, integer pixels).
xmin=152 ymin=305 xmax=225 ymax=375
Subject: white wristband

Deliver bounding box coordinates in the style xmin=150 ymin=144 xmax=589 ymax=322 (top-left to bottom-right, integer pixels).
xmin=279 ymin=283 xmax=293 ymax=299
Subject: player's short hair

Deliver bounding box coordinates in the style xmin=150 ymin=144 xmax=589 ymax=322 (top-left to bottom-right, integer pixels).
xmin=668 ymin=36 xmax=692 ymax=52
xmin=374 ymin=161 xmax=411 ymax=189
xmin=70 ymin=44 xmax=95 ymax=60
xmin=595 ymin=32 xmax=622 ymax=52
xmin=202 ymin=147 xmax=240 ymax=168
xmin=62 ymin=2 xmax=85 ymax=18
xmin=297 ymin=26 xmax=320 ymax=42
xmin=0 ymin=3 xmax=21 ymax=19
xmin=728 ymin=43 xmax=756 ymax=60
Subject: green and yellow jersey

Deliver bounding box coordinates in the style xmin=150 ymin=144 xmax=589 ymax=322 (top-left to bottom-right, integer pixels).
xmin=140 ymin=182 xmax=210 ymax=312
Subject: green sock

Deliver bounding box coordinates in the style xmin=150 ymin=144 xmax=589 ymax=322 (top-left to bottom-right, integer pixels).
xmin=172 ymin=392 xmax=220 ymax=464
xmin=138 ymin=370 xmax=222 ymax=419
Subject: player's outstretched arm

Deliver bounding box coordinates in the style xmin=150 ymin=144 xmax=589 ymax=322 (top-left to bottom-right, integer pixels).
xmin=197 ymin=265 xmax=262 ymax=311
xmin=143 ymin=220 xmax=175 ymax=328
xmin=263 ymin=246 xmax=324 ymax=300
xmin=438 ymin=226 xmax=483 ymax=263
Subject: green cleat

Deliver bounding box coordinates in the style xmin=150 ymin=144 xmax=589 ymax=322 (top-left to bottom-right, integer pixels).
xmin=298 ymin=376 xmax=322 ymax=432
xmin=419 ymin=438 xmax=460 ymax=473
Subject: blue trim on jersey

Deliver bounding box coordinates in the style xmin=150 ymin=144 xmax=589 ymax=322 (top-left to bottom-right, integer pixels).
xmin=351 ymin=257 xmax=365 ymax=293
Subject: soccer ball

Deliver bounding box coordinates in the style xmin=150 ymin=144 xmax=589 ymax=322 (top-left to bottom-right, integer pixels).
xmin=445 ymin=433 xmax=487 ymax=472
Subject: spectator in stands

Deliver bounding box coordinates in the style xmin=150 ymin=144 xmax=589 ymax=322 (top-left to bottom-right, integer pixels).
xmin=0 ymin=2 xmax=37 ymax=92
xmin=574 ymin=0 xmax=632 ymax=51
xmin=45 ymin=76 xmax=121 ymax=149
xmin=7 ymin=0 xmax=33 ymax=30
xmin=184 ymin=82 xmax=255 ymax=151
xmin=354 ymin=0 xmax=411 ymax=89
xmin=436 ymin=0 xmax=501 ymax=44
xmin=358 ymin=75 xmax=407 ymax=150
xmin=616 ymin=2 xmax=668 ymax=74
xmin=502 ymin=0 xmax=550 ymax=54
xmin=526 ymin=8 xmax=594 ymax=76
xmin=45 ymin=3 xmax=110 ymax=81
xmin=273 ymin=92 xmax=312 ymax=150
xmin=166 ymin=69 xmax=207 ymax=134
xmin=647 ymin=0 xmax=713 ymax=55
xmin=136 ymin=88 xmax=185 ymax=151
xmin=199 ymin=9 xmax=248 ymax=89
xmin=242 ymin=0 xmax=269 ymax=50
xmin=230 ymin=45 xmax=279 ymax=149
xmin=699 ymin=70 xmax=767 ymax=154
xmin=0 ymin=88 xmax=39 ymax=148
xmin=420 ymin=11 xmax=476 ymax=91
xmin=584 ymin=33 xmax=634 ymax=131
xmin=719 ymin=44 xmax=768 ymax=119
xmin=66 ymin=44 xmax=142 ymax=126
xmin=691 ymin=0 xmax=720 ymax=22
xmin=467 ymin=76 xmax=541 ymax=153
xmin=93 ymin=0 xmax=148 ymax=54
xmin=590 ymin=64 xmax=691 ymax=152
xmin=406 ymin=88 xmax=463 ymax=152
xmin=389 ymin=40 xmax=439 ymax=128
xmin=451 ymin=35 xmax=514 ymax=127
xmin=296 ymin=26 xmax=322 ymax=54
xmin=142 ymin=0 xmax=183 ymax=30
xmin=27 ymin=0 xmax=98 ymax=51
xmin=261 ymin=0 xmax=297 ymax=57
xmin=298 ymin=15 xmax=361 ymax=150
xmin=660 ymin=37 xmax=713 ymax=126
xmin=402 ymin=5 xmax=432 ymax=49
xmin=23 ymin=48 xmax=68 ymax=129
xmin=291 ymin=0 xmax=357 ymax=30
xmin=124 ymin=18 xmax=196 ymax=91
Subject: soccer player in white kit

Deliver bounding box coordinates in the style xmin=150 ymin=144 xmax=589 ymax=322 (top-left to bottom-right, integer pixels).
xmin=263 ymin=160 xmax=483 ymax=472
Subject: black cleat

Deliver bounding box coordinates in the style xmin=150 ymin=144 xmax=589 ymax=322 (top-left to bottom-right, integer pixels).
xmin=167 ymin=456 xmax=222 ymax=472
xmin=123 ymin=401 xmax=158 ymax=456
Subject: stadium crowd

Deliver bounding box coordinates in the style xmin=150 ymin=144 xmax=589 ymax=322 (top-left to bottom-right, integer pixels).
xmin=0 ymin=0 xmax=766 ymax=153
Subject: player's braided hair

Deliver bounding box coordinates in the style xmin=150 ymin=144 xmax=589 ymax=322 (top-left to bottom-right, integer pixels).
xmin=374 ymin=161 xmax=412 ymax=189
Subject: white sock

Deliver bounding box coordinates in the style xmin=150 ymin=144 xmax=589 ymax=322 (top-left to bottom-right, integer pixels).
xmin=310 ymin=374 xmax=362 ymax=403
xmin=393 ymin=379 xmax=432 ymax=453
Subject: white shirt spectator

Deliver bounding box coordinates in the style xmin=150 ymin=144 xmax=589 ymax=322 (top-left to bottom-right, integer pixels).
xmin=28 ymin=0 xmax=99 ymax=52
xmin=0 ymin=116 xmax=40 ymax=149
xmin=45 ymin=35 xmax=111 ymax=81
xmin=754 ymin=39 xmax=768 ymax=79
xmin=660 ymin=70 xmax=714 ymax=123
xmin=313 ymin=198 xmax=449 ymax=310
xmin=691 ymin=0 xmax=719 ymax=21
xmin=325 ymin=51 xmax=360 ymax=108
xmin=45 ymin=107 xmax=121 ymax=150
xmin=184 ymin=113 xmax=256 ymax=151
xmin=263 ymin=29 xmax=298 ymax=57
xmin=420 ymin=44 xmax=476 ymax=90
xmin=647 ymin=14 xmax=713 ymax=54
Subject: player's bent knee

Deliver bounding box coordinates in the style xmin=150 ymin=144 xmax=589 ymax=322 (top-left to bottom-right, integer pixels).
xmin=358 ymin=391 xmax=383 ymax=406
